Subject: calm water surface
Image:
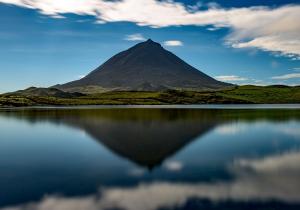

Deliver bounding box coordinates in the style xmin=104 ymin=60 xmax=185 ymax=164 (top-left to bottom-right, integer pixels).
xmin=0 ymin=106 xmax=300 ymax=210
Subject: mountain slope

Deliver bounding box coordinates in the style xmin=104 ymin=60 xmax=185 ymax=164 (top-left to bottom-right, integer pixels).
xmin=56 ymin=39 xmax=231 ymax=92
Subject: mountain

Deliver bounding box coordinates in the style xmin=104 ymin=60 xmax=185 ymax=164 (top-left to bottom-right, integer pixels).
xmin=56 ymin=39 xmax=232 ymax=93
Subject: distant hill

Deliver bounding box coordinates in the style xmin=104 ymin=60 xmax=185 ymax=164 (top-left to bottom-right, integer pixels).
xmin=2 ymin=86 xmax=300 ymax=107
xmin=55 ymin=39 xmax=232 ymax=93
xmin=6 ymin=87 xmax=84 ymax=98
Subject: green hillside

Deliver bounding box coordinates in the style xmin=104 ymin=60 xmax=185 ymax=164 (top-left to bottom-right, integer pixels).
xmin=1 ymin=85 xmax=300 ymax=107
xmin=217 ymin=85 xmax=300 ymax=103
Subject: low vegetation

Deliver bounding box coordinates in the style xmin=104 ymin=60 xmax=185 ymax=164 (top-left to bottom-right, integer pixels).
xmin=217 ymin=85 xmax=300 ymax=104
xmin=1 ymin=85 xmax=300 ymax=107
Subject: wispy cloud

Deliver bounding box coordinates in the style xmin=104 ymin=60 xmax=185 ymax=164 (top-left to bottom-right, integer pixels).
xmin=78 ymin=75 xmax=86 ymax=79
xmin=1 ymin=0 xmax=299 ymax=58
xmin=207 ymin=27 xmax=220 ymax=31
xmin=215 ymin=75 xmax=248 ymax=82
xmin=271 ymin=61 xmax=279 ymax=69
xmin=163 ymin=40 xmax=183 ymax=47
xmin=271 ymin=73 xmax=300 ymax=80
xmin=124 ymin=33 xmax=146 ymax=41
xmin=292 ymin=67 xmax=300 ymax=72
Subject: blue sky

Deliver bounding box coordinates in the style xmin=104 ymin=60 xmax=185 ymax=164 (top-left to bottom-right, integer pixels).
xmin=0 ymin=0 xmax=300 ymax=93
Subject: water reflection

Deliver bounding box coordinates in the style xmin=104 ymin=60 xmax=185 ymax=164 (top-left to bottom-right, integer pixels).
xmin=0 ymin=109 xmax=223 ymax=169
xmin=0 ymin=108 xmax=300 ymax=210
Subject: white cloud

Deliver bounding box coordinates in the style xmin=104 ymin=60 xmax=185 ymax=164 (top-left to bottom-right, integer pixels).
xmin=163 ymin=40 xmax=183 ymax=47
xmin=3 ymin=151 xmax=300 ymax=210
xmin=124 ymin=33 xmax=146 ymax=41
xmin=271 ymin=73 xmax=300 ymax=80
xmin=292 ymin=67 xmax=300 ymax=72
xmin=0 ymin=0 xmax=300 ymax=58
xmin=230 ymin=35 xmax=300 ymax=60
xmin=215 ymin=75 xmax=248 ymax=82
xmin=78 ymin=75 xmax=86 ymax=79
xmin=207 ymin=27 xmax=220 ymax=31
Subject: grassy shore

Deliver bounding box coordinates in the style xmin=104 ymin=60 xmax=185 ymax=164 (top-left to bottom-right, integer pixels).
xmin=1 ymin=85 xmax=300 ymax=107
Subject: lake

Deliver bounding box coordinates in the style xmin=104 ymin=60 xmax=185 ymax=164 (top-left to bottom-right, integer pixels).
xmin=1 ymin=106 xmax=300 ymax=210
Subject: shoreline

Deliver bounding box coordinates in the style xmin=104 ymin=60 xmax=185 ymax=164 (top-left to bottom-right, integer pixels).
xmin=1 ymin=104 xmax=300 ymax=110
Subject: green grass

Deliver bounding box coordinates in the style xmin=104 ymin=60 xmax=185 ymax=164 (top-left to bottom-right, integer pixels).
xmin=1 ymin=85 xmax=300 ymax=107
xmin=217 ymin=85 xmax=300 ymax=103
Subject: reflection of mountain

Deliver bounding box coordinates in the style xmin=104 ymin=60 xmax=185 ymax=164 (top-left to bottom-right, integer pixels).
xmin=1 ymin=108 xmax=300 ymax=169
xmin=0 ymin=109 xmax=222 ymax=168
xmin=64 ymin=117 xmax=216 ymax=169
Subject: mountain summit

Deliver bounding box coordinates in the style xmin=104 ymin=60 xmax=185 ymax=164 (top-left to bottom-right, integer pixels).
xmin=56 ymin=39 xmax=231 ymax=92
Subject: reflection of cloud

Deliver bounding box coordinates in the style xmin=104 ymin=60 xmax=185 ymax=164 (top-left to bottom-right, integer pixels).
xmin=215 ymin=123 xmax=246 ymax=135
xmin=278 ymin=127 xmax=300 ymax=138
xmin=128 ymin=168 xmax=145 ymax=177
xmin=164 ymin=161 xmax=183 ymax=171
xmin=4 ymin=151 xmax=300 ymax=210
xmin=236 ymin=150 xmax=300 ymax=173
xmin=272 ymin=121 xmax=300 ymax=138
